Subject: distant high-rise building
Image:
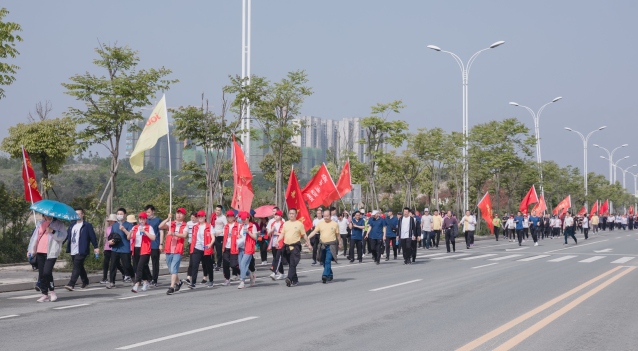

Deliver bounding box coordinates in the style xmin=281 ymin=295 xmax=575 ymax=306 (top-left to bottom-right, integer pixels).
xmin=125 ymin=121 xmax=183 ymax=171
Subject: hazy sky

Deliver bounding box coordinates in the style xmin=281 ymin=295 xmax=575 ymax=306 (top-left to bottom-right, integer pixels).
xmin=1 ymin=1 xmax=637 ymax=182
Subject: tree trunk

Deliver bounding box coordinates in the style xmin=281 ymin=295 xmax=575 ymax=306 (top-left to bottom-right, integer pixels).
xmin=106 ymin=155 xmax=117 ymax=215
xmin=41 ymin=158 xmax=50 ymax=199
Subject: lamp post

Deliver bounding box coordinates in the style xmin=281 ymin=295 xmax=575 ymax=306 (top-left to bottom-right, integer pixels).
xmin=628 ymin=171 xmax=638 ymax=211
xmin=509 ymin=97 xmax=562 ymax=198
xmin=601 ymin=154 xmax=629 ymax=214
xmin=565 ymin=126 xmax=606 ymax=208
xmin=427 ymin=40 xmax=505 ymax=211
xmin=241 ymin=0 xmax=252 ymax=163
xmin=593 ymin=143 xmax=628 ymax=184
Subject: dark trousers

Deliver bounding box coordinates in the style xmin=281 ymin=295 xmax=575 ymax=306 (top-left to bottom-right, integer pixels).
xmin=584 ymin=228 xmax=589 ymax=239
xmin=189 ymin=249 xmax=213 ymax=284
xmin=494 ymin=227 xmax=500 ymax=241
xmin=259 ymin=240 xmax=268 ymax=262
xmin=445 ymin=229 xmax=455 ymax=252
xmin=271 ymin=247 xmax=285 ymax=274
xmin=312 ymin=235 xmax=320 ymax=262
xmin=222 ymin=250 xmax=240 ymax=279
xmin=109 ymin=251 xmax=131 ymax=284
xmin=516 ymin=229 xmax=524 ymax=245
xmin=283 ymin=243 xmax=301 ymax=283
xmin=214 ymin=237 xmax=223 ymax=267
xmin=385 ymin=237 xmax=398 ymax=259
xmin=132 ymin=250 xmax=151 ymax=284
xmin=340 ymin=234 xmax=349 ymax=256
xmin=349 ymin=238 xmax=363 ymax=262
xmin=400 ymin=238 xmax=412 ymax=263
xmin=150 ymin=248 xmax=161 ymax=282
xmin=433 ymin=230 xmax=441 ymax=247
xmin=102 ymin=250 xmax=124 ymax=281
xmin=465 ymin=231 xmax=474 ymax=248
xmin=370 ymin=238 xmax=383 ymax=263
xmin=564 ymin=228 xmax=577 ymax=244
xmin=36 ymin=253 xmax=56 ymax=295
xmin=411 ymin=238 xmax=418 ymax=262
xmin=531 ymin=228 xmax=538 ymax=243
xmin=188 ymin=250 xmax=209 ymax=279
xmin=68 ymin=255 xmax=89 ymax=287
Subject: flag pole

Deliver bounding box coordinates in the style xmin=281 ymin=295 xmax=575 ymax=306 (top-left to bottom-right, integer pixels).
xmin=21 ymin=145 xmax=38 ymax=226
xmin=164 ymin=94 xmax=173 ymax=215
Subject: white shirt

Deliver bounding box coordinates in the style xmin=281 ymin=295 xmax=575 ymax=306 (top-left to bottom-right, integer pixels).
xmin=214 ymin=215 xmax=228 ymax=237
xmin=564 ymin=217 xmax=574 ymax=227
xmin=554 ymin=218 xmax=562 ymax=228
xmin=337 ymin=218 xmax=349 ymax=235
xmin=225 ymin=222 xmax=237 ymax=249
xmin=135 ymin=226 xmax=156 ymax=247
xmin=582 ymin=217 xmax=589 ymax=228
xmin=522 ymin=217 xmax=529 ymax=229
xmin=186 ymin=220 xmax=196 ymax=244
xmin=312 ymin=218 xmax=321 ymax=227
xmin=71 ymin=222 xmax=83 ymax=255
xmin=463 ymin=215 xmax=476 ymax=231
xmin=195 ymin=225 xmax=205 ymax=251
xmin=400 ymin=217 xmax=411 ymax=239
xmin=268 ymin=219 xmax=285 ymax=247
xmin=421 ymin=215 xmax=433 ymax=231
xmin=506 ymin=218 xmax=514 ymax=229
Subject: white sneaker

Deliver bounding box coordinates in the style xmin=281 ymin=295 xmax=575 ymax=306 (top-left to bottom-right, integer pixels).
xmin=269 ymin=272 xmax=276 ymax=281
xmin=37 ymin=294 xmax=49 ymax=303
xmin=261 ymin=261 xmax=268 ymax=266
xmin=238 ymin=281 xmax=245 ymax=289
xmin=221 ymin=279 xmax=230 ymax=286
xmin=142 ymin=282 xmax=149 ymax=291
xmin=49 ymin=291 xmax=58 ymax=302
xmin=534 ymin=242 xmax=539 ymax=246
xmin=230 ymin=275 xmax=239 ymax=282
xmin=280 ymin=274 xmax=287 ymax=280
xmin=275 ymin=274 xmax=284 ymax=280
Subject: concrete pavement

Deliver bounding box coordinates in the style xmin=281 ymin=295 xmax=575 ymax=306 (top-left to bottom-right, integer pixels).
xmin=1 ymin=229 xmax=637 ymax=350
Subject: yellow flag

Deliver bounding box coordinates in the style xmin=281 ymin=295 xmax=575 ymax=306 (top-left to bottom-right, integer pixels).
xmin=129 ymin=95 xmax=168 ymax=173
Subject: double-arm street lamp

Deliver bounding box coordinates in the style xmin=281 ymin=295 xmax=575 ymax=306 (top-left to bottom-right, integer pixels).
xmin=593 ymin=143 xmax=628 ymax=185
xmin=565 ymin=126 xmax=606 ymax=208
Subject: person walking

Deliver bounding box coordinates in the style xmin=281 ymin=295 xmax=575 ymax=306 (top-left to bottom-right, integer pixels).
xmin=582 ymin=214 xmax=590 ymax=239
xmin=432 ymin=210 xmax=443 ymax=249
xmin=144 ymin=205 xmax=163 ymax=287
xmin=513 ymin=212 xmax=524 ymax=246
xmin=212 ymin=205 xmax=227 ymax=270
xmin=307 ymin=209 xmax=340 ymax=283
xmin=235 ymin=211 xmax=258 ymax=289
xmin=385 ymin=210 xmax=398 ymax=260
xmin=257 ymin=217 xmax=269 ymax=265
xmin=268 ymin=210 xmax=287 ymax=280
xmin=337 ymin=213 xmax=350 ymax=257
xmin=101 ymin=214 xmax=125 ymax=284
xmin=64 ymin=208 xmax=99 ymax=291
xmin=421 ymin=208 xmax=433 ymax=249
xmin=220 ymin=211 xmax=240 ymax=286
xmin=107 ymin=209 xmax=134 ymax=289
xmin=492 ymin=213 xmax=501 ymax=241
xmin=364 ymin=210 xmax=386 ymax=265
xmin=281 ymin=208 xmax=310 ymax=287
xmin=187 ymin=211 xmax=214 ymax=289
xmin=160 ymin=208 xmax=189 ymax=294
xmin=442 ymin=211 xmax=458 ymax=253
xmin=529 ymin=211 xmax=540 ymax=246
xmin=563 ymin=212 xmax=578 ymax=245
xmin=591 ymin=213 xmax=599 ymax=233
xmin=130 ymin=212 xmax=156 ymax=293
xmin=462 ymin=210 xmax=476 ymax=249
xmin=349 ymin=211 xmax=365 ymax=263
xmin=28 ymin=215 xmax=67 ymax=302
xmin=397 ymin=208 xmax=417 ymax=264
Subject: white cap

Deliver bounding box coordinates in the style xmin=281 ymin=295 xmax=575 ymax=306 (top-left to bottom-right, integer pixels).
xmin=371 ymin=210 xmax=379 ymax=216
xmin=424 ymin=208 xmax=429 ymax=212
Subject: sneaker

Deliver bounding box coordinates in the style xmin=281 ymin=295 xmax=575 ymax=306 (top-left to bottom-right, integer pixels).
xmin=142 ymin=282 xmax=149 ymax=291
xmin=260 ymin=261 xmax=268 ymax=266
xmin=221 ymin=280 xmax=230 ymax=286
xmin=150 ymin=281 xmax=158 ymax=287
xmin=64 ymin=285 xmax=74 ymax=292
xmin=49 ymin=291 xmax=58 ymax=302
xmin=385 ymin=258 xmax=389 ymax=261
xmin=349 ymin=259 xmax=355 ymax=263
xmin=328 ymin=276 xmax=333 ymax=282
xmin=106 ymin=282 xmax=114 ymax=289
xmin=285 ymin=277 xmax=292 ymax=287
xmin=80 ymin=282 xmax=89 ymax=289
xmin=166 ymin=287 xmax=174 ymax=295
xmin=124 ymin=276 xmax=132 ymax=283
xmin=311 ymin=261 xmax=317 ymax=266
xmin=206 ymin=281 xmax=214 ymax=288
xmin=175 ymin=281 xmax=183 ymax=292
xmin=201 ymin=279 xmax=207 ymax=284
xmin=275 ymin=274 xmax=284 ymax=280
xmin=322 ymin=276 xmax=327 ymax=284
xmin=214 ymin=267 xmax=220 ymax=272
xmin=362 ymin=254 xmax=366 ymax=258
xmin=269 ymin=272 xmax=276 ymax=281
xmin=230 ymin=275 xmax=239 ymax=282
xmin=238 ymin=281 xmax=245 ymax=289
xmin=131 ymin=285 xmax=138 ymax=293
xmin=291 ymin=282 xmax=299 ymax=287
xmin=183 ymin=278 xmax=192 ymax=285
xmin=250 ymin=273 xmax=256 ymax=287
xmin=34 ymin=284 xmax=41 ymax=292
xmin=37 ymin=294 xmax=49 ymax=303
xmin=99 ymin=280 xmax=107 ymax=284
xmin=534 ymin=242 xmax=539 ymax=246
xmin=188 ymin=284 xmax=197 ymax=289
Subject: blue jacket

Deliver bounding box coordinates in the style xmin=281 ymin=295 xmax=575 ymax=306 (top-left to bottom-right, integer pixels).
xmin=514 ymin=216 xmax=524 ymax=230
xmin=111 ymin=221 xmax=133 ymax=253
xmin=367 ymin=217 xmax=386 ymax=239
xmin=385 ymin=216 xmax=398 ymax=237
xmin=66 ymin=221 xmax=98 ymax=256
xmin=351 ymin=218 xmax=365 ymax=240
xmin=147 ymin=216 xmax=162 ymax=249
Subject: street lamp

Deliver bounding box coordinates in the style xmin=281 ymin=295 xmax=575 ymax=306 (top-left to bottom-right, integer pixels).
xmin=427 ymin=40 xmax=505 ymax=211
xmin=593 ymin=143 xmax=628 ymax=184
xmin=620 ymin=164 xmax=637 ymax=190
xmin=509 ymin=97 xmax=562 ymax=198
xmin=628 ymin=171 xmax=638 ymax=210
xmin=565 ymin=126 xmax=606 ymax=208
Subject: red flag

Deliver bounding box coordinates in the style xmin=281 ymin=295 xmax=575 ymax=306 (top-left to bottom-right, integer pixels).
xmin=335 ymin=160 xmax=353 ymax=197
xmin=590 ymin=200 xmax=598 ymax=217
xmin=577 ymin=205 xmax=587 ymax=217
xmin=231 ymin=135 xmax=254 ymax=211
xmin=630 ymin=205 xmax=634 ymax=215
xmin=301 ymin=163 xmax=340 ymax=208
xmin=477 ymin=192 xmax=494 ymax=234
xmin=531 ymin=194 xmax=547 ymax=214
xmin=285 ymin=167 xmax=313 ymax=231
xmin=21 ymin=147 xmax=43 ymax=203
xmin=519 ymin=185 xmax=539 ymax=214
xmin=599 ymin=199 xmax=609 ymax=215
xmin=553 ymin=195 xmax=571 ymax=216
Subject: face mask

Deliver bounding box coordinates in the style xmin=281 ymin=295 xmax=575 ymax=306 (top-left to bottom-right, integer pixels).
xmin=237 ymin=218 xmax=243 ymax=223
xmin=148 ymin=214 xmax=155 ymax=219
xmin=116 ymin=215 xmax=124 ymax=221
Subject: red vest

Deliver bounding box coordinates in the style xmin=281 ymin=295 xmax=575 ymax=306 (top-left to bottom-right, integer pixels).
xmin=130 ymin=224 xmax=152 ymax=256
xmin=191 ymin=222 xmax=214 ymax=255
xmin=165 ymin=221 xmax=187 ymax=255
xmin=231 ymin=222 xmax=258 ymax=255
xmin=222 ymin=222 xmax=239 ymax=253
xmin=269 ymin=219 xmax=285 ymax=250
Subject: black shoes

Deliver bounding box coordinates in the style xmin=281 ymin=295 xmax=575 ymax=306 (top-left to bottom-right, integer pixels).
xmin=285 ymin=277 xmax=292 ymax=287
xmin=175 ymin=281 xmax=183 ymax=292
xmin=166 ymin=287 xmax=174 ymax=295
xmin=80 ymin=282 xmax=89 ymax=289
xmin=322 ymin=276 xmax=327 ymax=284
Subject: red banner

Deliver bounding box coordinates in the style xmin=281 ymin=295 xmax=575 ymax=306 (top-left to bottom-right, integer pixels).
xmin=285 ymin=168 xmax=313 ymax=231
xmin=519 ymin=185 xmax=538 ymax=214
xmin=477 ymin=192 xmax=494 ymax=234
xmin=335 ymin=160 xmax=353 ymax=197
xmin=531 ymin=194 xmax=547 ymax=214
xmin=599 ymin=199 xmax=609 ymax=216
xmin=22 ymin=147 xmax=43 ymax=203
xmin=577 ymin=205 xmax=587 ymax=217
xmin=630 ymin=205 xmax=634 ymax=215
xmin=231 ymin=135 xmax=254 ymax=212
xmin=301 ymin=163 xmax=340 ymax=208
xmin=590 ymin=200 xmax=598 ymax=217
xmin=553 ymin=195 xmax=571 ymax=216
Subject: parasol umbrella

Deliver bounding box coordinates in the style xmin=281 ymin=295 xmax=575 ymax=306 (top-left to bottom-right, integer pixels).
xmin=30 ymin=199 xmax=81 ymax=221
xmin=253 ymin=205 xmax=276 ymax=218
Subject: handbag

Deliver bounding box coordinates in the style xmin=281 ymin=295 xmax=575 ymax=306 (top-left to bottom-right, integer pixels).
xmin=108 ymin=232 xmax=122 ymax=247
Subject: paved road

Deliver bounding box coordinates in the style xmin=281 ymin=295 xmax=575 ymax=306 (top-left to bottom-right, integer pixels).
xmin=1 ymin=229 xmax=637 ymax=350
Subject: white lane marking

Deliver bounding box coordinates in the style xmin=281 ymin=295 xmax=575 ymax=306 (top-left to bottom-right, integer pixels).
xmin=416 ymin=253 xmax=448 ymax=258
xmin=489 ymin=255 xmax=522 ymax=261
xmin=8 ymin=294 xmax=42 ymax=300
xmin=594 ymin=249 xmax=613 ymax=253
xmin=518 ymin=255 xmax=550 ymax=262
xmin=579 ymin=256 xmax=606 ymax=263
xmin=0 ymin=315 xmax=19 ymax=320
xmin=53 ymin=303 xmax=90 ymax=310
xmin=115 ymin=316 xmax=259 ymax=350
xmin=506 ymin=247 xmax=529 ymax=251
xmin=369 ymin=279 xmax=422 ymax=292
xmin=471 ymin=263 xmax=498 ymax=269
xmin=611 ymin=257 xmax=635 ymax=264
xmin=78 ymin=287 xmax=103 ymax=292
xmin=460 ymin=254 xmax=498 ymax=260
xmin=117 ymin=295 xmax=148 ymax=300
xmin=544 ymin=240 xmax=608 ymax=253
xmin=548 ymin=255 xmax=577 ymax=262
xmin=431 ymin=254 xmax=471 ymax=260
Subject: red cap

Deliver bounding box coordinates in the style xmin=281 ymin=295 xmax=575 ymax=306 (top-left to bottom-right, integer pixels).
xmin=138 ymin=212 xmax=148 ymax=219
xmin=275 ymin=210 xmax=283 ymax=216
xmin=238 ymin=211 xmax=249 ymax=220
xmin=366 ymin=213 xmax=371 ymax=217
xmin=196 ymin=210 xmax=206 ymax=217
xmin=176 ymin=208 xmax=186 ymax=215
xmin=381 ymin=214 xmax=386 ymax=218
xmin=226 ymin=210 xmax=236 ymax=217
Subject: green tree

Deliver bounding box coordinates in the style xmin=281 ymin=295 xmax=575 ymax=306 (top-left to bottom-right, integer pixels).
xmin=259 ymin=144 xmax=302 ymax=186
xmin=0 ymin=8 xmax=22 ymax=100
xmin=0 ymin=183 xmax=32 ymax=264
xmin=63 ymin=43 xmax=177 ymax=215
xmin=1 ymin=116 xmax=77 ymax=198
xmin=411 ymin=128 xmax=449 ymax=211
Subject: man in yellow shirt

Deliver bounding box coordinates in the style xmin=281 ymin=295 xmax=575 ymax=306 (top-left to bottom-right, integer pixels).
xmin=281 ymin=208 xmax=310 ymax=287
xmin=431 ymin=210 xmax=443 ymax=249
xmin=591 ymin=214 xmax=599 ymax=233
xmin=308 ymin=209 xmax=340 ymax=284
